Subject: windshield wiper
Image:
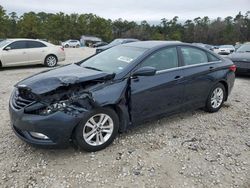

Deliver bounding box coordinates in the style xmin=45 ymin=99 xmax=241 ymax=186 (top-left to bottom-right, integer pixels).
xmin=83 ymin=66 xmax=102 ymax=72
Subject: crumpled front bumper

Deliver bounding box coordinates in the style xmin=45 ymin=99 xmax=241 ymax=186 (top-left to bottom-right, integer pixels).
xmin=9 ymin=98 xmax=83 ymax=148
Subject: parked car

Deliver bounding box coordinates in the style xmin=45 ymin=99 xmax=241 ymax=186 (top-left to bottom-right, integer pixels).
xmin=62 ymin=40 xmax=81 ymax=48
xmin=214 ymin=45 xmax=235 ymax=55
xmin=9 ymin=41 xmax=236 ymax=151
xmin=96 ymin=38 xmax=139 ymax=53
xmin=93 ymin=41 xmax=108 ymax=48
xmin=0 ymin=39 xmax=65 ymax=67
xmin=0 ymin=39 xmax=65 ymax=68
xmin=228 ymin=43 xmax=250 ymax=74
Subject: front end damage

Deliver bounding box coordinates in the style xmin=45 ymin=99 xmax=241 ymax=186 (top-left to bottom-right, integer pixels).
xmin=9 ymin=73 xmax=131 ymax=147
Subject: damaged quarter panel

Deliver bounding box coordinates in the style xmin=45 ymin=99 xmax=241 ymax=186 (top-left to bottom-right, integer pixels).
xmin=89 ymin=79 xmax=131 ymax=132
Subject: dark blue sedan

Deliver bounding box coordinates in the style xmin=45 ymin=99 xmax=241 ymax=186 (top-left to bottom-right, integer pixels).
xmin=9 ymin=41 xmax=236 ymax=152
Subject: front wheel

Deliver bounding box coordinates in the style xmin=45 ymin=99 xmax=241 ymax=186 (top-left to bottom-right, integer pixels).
xmin=205 ymin=83 xmax=226 ymax=113
xmin=74 ymin=108 xmax=119 ymax=152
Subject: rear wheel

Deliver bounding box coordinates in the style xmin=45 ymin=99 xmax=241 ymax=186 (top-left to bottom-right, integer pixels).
xmin=76 ymin=44 xmax=80 ymax=48
xmin=44 ymin=55 xmax=57 ymax=67
xmin=74 ymin=108 xmax=119 ymax=152
xmin=205 ymin=83 xmax=226 ymax=113
xmin=65 ymin=44 xmax=69 ymax=48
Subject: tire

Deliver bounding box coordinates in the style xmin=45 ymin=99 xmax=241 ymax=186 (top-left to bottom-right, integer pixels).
xmin=76 ymin=44 xmax=80 ymax=48
xmin=44 ymin=55 xmax=58 ymax=67
xmin=74 ymin=108 xmax=119 ymax=152
xmin=65 ymin=44 xmax=69 ymax=48
xmin=205 ymin=83 xmax=226 ymax=113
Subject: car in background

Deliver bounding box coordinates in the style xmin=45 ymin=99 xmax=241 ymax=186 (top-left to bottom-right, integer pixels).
xmin=62 ymin=40 xmax=81 ymax=48
xmin=9 ymin=41 xmax=236 ymax=151
xmin=96 ymin=38 xmax=139 ymax=53
xmin=93 ymin=41 xmax=108 ymax=48
xmin=228 ymin=43 xmax=250 ymax=75
xmin=214 ymin=45 xmax=235 ymax=55
xmin=0 ymin=38 xmax=65 ymax=68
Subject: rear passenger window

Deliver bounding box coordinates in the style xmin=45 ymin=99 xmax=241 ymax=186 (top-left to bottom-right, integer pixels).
xmin=140 ymin=47 xmax=178 ymax=71
xmin=27 ymin=41 xmax=46 ymax=48
xmin=181 ymin=47 xmax=208 ymax=65
xmin=207 ymin=52 xmax=220 ymax=62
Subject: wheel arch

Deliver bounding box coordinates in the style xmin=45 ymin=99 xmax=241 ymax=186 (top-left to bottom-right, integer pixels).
xmin=218 ymin=80 xmax=229 ymax=101
xmin=102 ymin=104 xmax=130 ymax=133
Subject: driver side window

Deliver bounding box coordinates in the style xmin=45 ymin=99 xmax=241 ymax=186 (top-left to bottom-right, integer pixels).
xmin=140 ymin=47 xmax=178 ymax=71
xmin=7 ymin=41 xmax=27 ymax=50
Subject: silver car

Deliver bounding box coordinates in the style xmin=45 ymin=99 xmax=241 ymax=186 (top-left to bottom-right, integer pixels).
xmin=0 ymin=39 xmax=65 ymax=68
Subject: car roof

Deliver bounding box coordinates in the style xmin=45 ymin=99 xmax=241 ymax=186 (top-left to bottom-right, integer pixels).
xmin=123 ymin=40 xmax=182 ymax=49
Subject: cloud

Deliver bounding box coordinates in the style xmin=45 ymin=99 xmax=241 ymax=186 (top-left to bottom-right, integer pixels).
xmin=1 ymin=0 xmax=249 ymax=21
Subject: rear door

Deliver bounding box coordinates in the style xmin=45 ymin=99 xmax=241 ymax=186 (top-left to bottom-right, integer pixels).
xmin=130 ymin=47 xmax=185 ymax=123
xmin=26 ymin=41 xmax=47 ymax=64
xmin=178 ymin=46 xmax=222 ymax=109
xmin=1 ymin=41 xmax=29 ymax=66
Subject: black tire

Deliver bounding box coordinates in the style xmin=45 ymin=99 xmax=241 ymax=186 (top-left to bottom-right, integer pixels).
xmin=65 ymin=44 xmax=69 ymax=48
xmin=205 ymin=83 xmax=226 ymax=113
xmin=44 ymin=55 xmax=58 ymax=67
xmin=74 ymin=108 xmax=119 ymax=152
xmin=76 ymin=44 xmax=80 ymax=48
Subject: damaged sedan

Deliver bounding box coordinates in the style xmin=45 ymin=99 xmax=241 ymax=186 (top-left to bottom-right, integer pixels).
xmin=9 ymin=41 xmax=236 ymax=152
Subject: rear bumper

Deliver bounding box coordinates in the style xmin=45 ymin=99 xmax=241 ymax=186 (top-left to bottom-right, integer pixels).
xmin=234 ymin=61 xmax=250 ymax=74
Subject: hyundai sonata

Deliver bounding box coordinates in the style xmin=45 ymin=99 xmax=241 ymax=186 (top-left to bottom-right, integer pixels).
xmin=9 ymin=41 xmax=236 ymax=151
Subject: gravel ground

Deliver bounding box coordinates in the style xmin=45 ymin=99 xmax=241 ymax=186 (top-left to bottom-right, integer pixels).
xmin=0 ymin=48 xmax=249 ymax=188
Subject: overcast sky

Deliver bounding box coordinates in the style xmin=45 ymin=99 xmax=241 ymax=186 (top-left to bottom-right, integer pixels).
xmin=1 ymin=0 xmax=249 ymax=22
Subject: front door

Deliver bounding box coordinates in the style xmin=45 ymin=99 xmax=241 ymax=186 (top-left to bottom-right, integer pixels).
xmin=130 ymin=47 xmax=185 ymax=123
xmin=2 ymin=41 xmax=29 ymax=66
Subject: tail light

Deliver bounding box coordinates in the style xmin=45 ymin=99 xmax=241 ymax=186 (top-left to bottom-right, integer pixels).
xmin=229 ymin=64 xmax=236 ymax=72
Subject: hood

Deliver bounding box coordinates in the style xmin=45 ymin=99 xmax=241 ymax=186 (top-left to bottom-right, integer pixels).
xmin=228 ymin=52 xmax=250 ymax=62
xmin=16 ymin=63 xmax=114 ymax=95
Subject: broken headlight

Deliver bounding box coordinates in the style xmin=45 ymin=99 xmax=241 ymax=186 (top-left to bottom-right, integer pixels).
xmin=39 ymin=101 xmax=67 ymax=115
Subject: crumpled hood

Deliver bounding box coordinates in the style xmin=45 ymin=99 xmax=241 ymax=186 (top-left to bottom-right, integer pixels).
xmin=228 ymin=52 xmax=250 ymax=62
xmin=16 ymin=63 xmax=113 ymax=95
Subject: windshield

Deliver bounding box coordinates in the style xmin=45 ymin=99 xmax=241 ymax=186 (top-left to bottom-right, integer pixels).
xmin=109 ymin=39 xmax=124 ymax=46
xmin=236 ymin=44 xmax=250 ymax=52
xmin=81 ymin=46 xmax=147 ymax=73
xmin=220 ymin=45 xmax=234 ymax=48
xmin=0 ymin=39 xmax=12 ymax=48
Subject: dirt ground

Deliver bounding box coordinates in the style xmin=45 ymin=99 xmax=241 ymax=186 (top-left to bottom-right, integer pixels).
xmin=0 ymin=48 xmax=249 ymax=188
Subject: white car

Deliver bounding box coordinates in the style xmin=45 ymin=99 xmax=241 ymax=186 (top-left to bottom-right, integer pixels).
xmin=214 ymin=45 xmax=235 ymax=55
xmin=0 ymin=39 xmax=65 ymax=67
xmin=62 ymin=40 xmax=81 ymax=48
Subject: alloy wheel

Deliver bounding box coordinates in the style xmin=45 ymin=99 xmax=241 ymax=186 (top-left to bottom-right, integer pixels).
xmin=211 ymin=87 xmax=224 ymax=109
xmin=83 ymin=113 xmax=114 ymax=146
xmin=46 ymin=56 xmax=57 ymax=67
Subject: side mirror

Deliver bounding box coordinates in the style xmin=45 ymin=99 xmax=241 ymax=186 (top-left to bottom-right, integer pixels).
xmin=132 ymin=66 xmax=156 ymax=77
xmin=4 ymin=47 xmax=11 ymax=51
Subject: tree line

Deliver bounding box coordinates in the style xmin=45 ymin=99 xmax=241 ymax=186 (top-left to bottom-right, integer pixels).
xmin=0 ymin=5 xmax=249 ymax=45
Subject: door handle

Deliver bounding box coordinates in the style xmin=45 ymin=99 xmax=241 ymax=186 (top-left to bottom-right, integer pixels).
xmin=174 ymin=75 xmax=183 ymax=80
